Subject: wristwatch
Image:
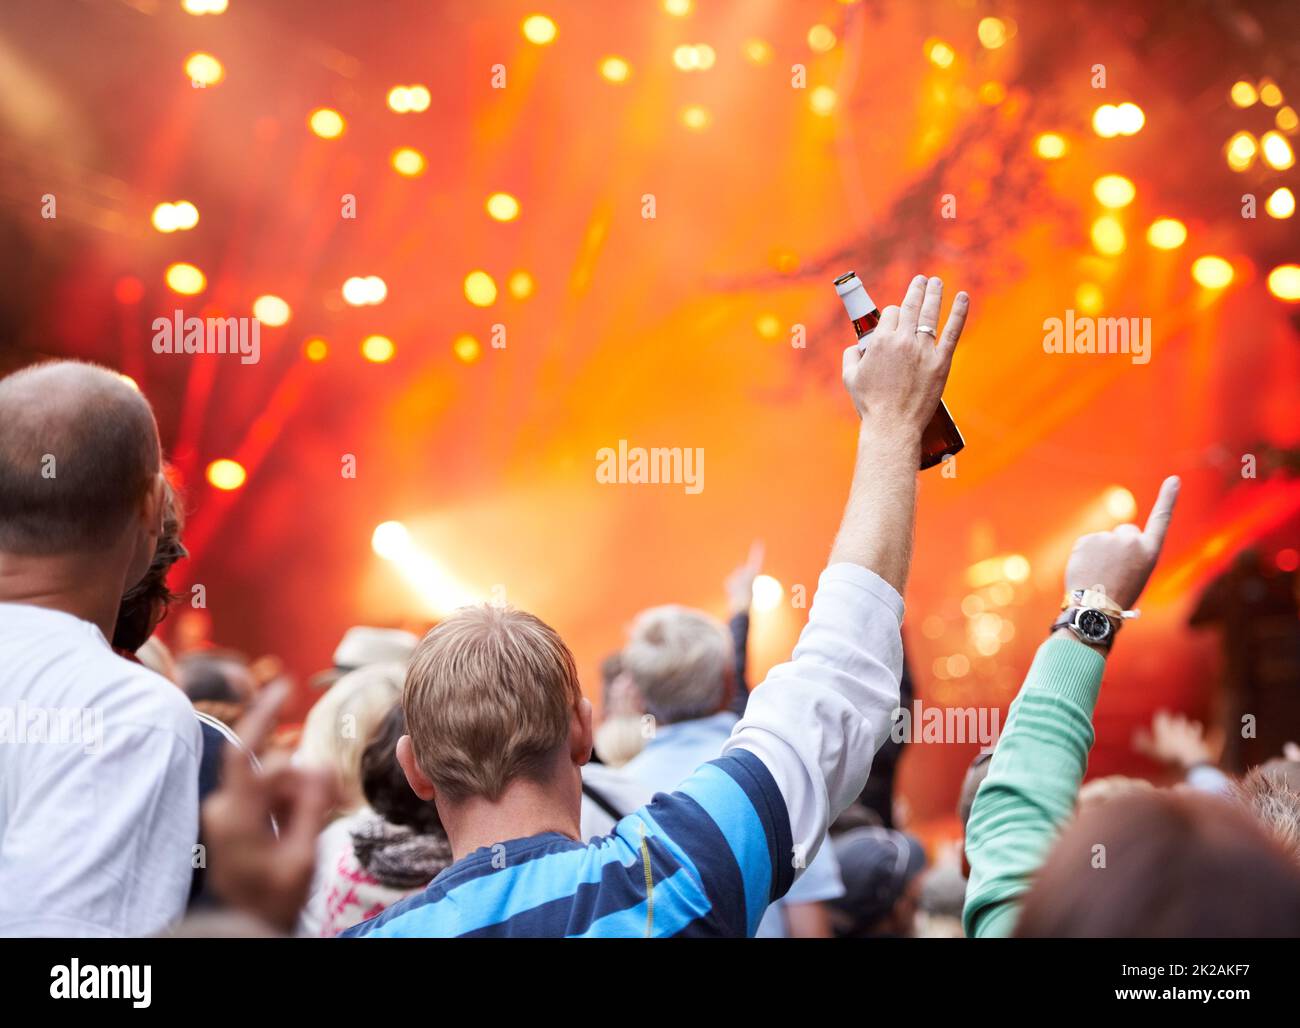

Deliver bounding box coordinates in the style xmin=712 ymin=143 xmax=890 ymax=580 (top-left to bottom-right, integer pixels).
xmin=1051 ymin=606 xmax=1117 ymax=650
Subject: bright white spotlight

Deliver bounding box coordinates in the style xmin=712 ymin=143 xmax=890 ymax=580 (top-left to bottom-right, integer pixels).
xmin=751 ymin=574 xmax=784 ymax=612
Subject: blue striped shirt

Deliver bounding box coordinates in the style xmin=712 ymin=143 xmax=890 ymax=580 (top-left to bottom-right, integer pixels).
xmin=340 ymin=749 xmax=794 ymax=938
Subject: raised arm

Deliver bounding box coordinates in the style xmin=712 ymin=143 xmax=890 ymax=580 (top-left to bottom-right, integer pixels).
xmin=963 ymin=476 xmax=1181 ymax=937
xmin=723 ymin=275 xmax=968 ymax=873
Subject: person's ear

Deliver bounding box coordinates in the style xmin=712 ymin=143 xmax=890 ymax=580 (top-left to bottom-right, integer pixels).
xmin=140 ymin=472 xmax=165 ymax=538
xmin=396 ymin=734 xmax=437 ymax=801
xmin=571 ymin=696 xmax=594 ymax=767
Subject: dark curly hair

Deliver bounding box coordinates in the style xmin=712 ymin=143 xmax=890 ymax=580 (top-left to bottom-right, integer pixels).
xmin=361 ymin=703 xmax=445 ymax=836
xmin=112 ymin=476 xmax=187 ymax=653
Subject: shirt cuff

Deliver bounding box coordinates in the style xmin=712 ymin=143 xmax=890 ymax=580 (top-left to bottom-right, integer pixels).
xmin=819 ymin=562 xmax=905 ymax=627
xmin=1025 ymin=633 xmax=1107 ymax=715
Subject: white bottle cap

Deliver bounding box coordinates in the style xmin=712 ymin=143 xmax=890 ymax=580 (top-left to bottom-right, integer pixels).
xmin=834 ymin=271 xmax=875 ymax=322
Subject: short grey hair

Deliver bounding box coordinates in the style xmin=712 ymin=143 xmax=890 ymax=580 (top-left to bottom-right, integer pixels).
xmin=622 ymin=605 xmax=731 ymax=725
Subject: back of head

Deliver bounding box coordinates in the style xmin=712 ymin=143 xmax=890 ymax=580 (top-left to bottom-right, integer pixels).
xmin=1015 ymin=790 xmax=1300 ymax=937
xmin=621 ymin=605 xmax=731 ymax=725
xmin=1232 ymin=760 xmax=1300 ymax=859
xmin=0 ymin=361 xmax=160 ymax=555
xmin=404 ymin=605 xmax=581 ymax=803
xmin=361 ymin=703 xmax=444 ymax=836
xmin=298 ymin=661 xmax=405 ymax=812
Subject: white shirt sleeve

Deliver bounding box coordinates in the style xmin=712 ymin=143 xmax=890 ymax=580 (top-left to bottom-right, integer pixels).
xmin=721 ymin=562 xmax=903 ymax=879
xmin=0 ymin=679 xmax=201 ymax=938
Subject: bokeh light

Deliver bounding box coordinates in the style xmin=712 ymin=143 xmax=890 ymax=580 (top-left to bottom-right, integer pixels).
xmin=751 ymin=574 xmax=784 ymax=611
xmin=303 ymin=338 xmax=329 ymax=362
xmin=206 ymin=459 xmax=246 ymax=491
xmin=1265 ymin=187 xmax=1295 ymax=219
xmin=391 ymin=147 xmax=426 ymax=176
xmin=1106 ymin=486 xmax=1138 ymax=521
xmin=151 ymin=200 xmax=199 ymax=232
xmin=1266 ymin=264 xmax=1300 ymax=301
xmin=184 ymin=52 xmax=224 ymax=86
xmin=522 ymin=14 xmax=557 ymax=45
xmin=507 ymin=270 xmax=535 ymax=299
xmin=165 ymin=262 xmax=206 ymax=295
xmin=1146 ymin=218 xmax=1187 ymax=250
xmin=1033 ymin=132 xmax=1067 ymax=159
xmin=371 ymin=521 xmax=411 ymax=560
xmin=453 ymin=334 xmax=482 ymax=364
xmin=599 ymin=56 xmax=631 ymax=83
xmin=464 ymin=270 xmax=498 ymax=307
xmin=1225 ymin=131 xmax=1257 ymax=171
xmin=486 ymin=192 xmax=521 ymax=222
xmin=1260 ymin=131 xmax=1295 ymax=170
xmin=1090 ymin=215 xmax=1126 ymax=256
xmin=361 ymin=335 xmax=396 ymax=363
xmin=926 ymin=38 xmax=955 ymax=69
xmin=977 ymin=17 xmax=1008 ymax=49
xmin=252 ymin=294 xmax=291 ymax=326
xmin=1230 ymin=81 xmax=1257 ymax=107
xmin=681 ymin=105 xmax=711 ymax=131
xmin=1191 ymin=256 xmax=1234 ymax=290
xmin=807 ymin=25 xmax=837 ymax=53
xmin=1093 ymin=174 xmax=1136 ymax=208
xmin=308 ymin=108 xmax=345 ymax=139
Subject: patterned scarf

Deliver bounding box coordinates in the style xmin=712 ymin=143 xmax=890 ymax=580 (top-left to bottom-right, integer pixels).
xmin=349 ymin=815 xmax=455 ymax=890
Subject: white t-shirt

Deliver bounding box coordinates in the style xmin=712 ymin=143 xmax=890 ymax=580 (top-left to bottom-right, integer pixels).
xmin=0 ymin=603 xmax=201 ymax=937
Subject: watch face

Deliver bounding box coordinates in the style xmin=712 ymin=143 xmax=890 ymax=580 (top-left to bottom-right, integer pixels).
xmin=1076 ymin=608 xmax=1111 ymax=642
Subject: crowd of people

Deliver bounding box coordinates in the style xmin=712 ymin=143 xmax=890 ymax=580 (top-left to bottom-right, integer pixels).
xmin=2 ymin=275 xmax=1299 ymax=938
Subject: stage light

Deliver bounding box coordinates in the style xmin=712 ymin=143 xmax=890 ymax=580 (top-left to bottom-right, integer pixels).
xmin=809 ymin=86 xmax=837 ymax=116
xmin=1267 ymin=264 xmax=1300 ymax=301
xmin=1277 ymin=106 xmax=1298 ymax=133
xmin=599 ymin=56 xmax=631 ymax=83
xmin=1225 ymin=131 xmax=1257 ymax=171
xmin=343 ymin=276 xmax=386 ymax=306
xmin=185 ymin=52 xmax=224 ymax=86
xmin=507 ymin=271 xmax=535 ymax=299
xmin=743 ymin=39 xmax=773 ymax=65
xmin=1191 ymin=256 xmax=1234 ymax=290
xmin=206 ymin=459 xmax=246 ymax=491
xmin=1115 ymin=102 xmax=1145 ymax=135
xmin=1105 ymin=486 xmax=1137 ymax=521
xmin=303 ymin=338 xmax=329 ymax=362
xmin=1146 ymin=218 xmax=1187 ymax=250
xmin=151 ymin=201 xmax=198 ymax=232
xmin=453 ymin=334 xmax=481 ymax=363
xmin=1093 ymin=174 xmax=1136 ymax=208
xmin=1259 ymin=79 xmax=1283 ymax=107
xmin=1265 ymin=187 xmax=1295 ymax=219
xmin=361 ymin=335 xmax=396 ymax=363
xmin=252 ymin=295 xmax=290 ymax=326
xmin=1092 ymin=104 xmax=1121 ymax=138
xmin=308 ymin=108 xmax=345 ymax=139
xmin=1260 ymin=131 xmax=1294 ymax=170
xmin=114 ymin=276 xmax=144 ymax=305
xmin=182 ymin=0 xmax=227 ymax=13
xmin=1076 ymin=283 xmax=1104 ymax=314
xmin=1002 ymin=555 xmax=1030 ymax=583
xmin=1033 ymin=132 xmax=1067 ymax=159
xmin=486 ymin=192 xmax=520 ymax=221
xmin=755 ymin=313 xmax=781 ymax=339
xmin=522 ymin=14 xmax=557 ymax=46
xmin=464 ymin=270 xmax=498 ymax=307
xmin=926 ymin=39 xmax=955 ymax=69
xmin=1090 ymin=215 xmax=1126 ymax=256
xmin=165 ymin=262 xmax=206 ymax=295
xmin=372 ymin=521 xmax=411 ymax=560
xmin=1230 ymin=80 xmax=1257 ymax=107
xmin=663 ymin=0 xmax=692 ymax=15
xmin=387 ymin=85 xmax=430 ymax=113
xmin=808 ymin=24 xmax=837 ymax=53
xmin=681 ymin=105 xmax=710 ymax=131
xmin=751 ymin=574 xmax=784 ymax=612
xmin=977 ymin=17 xmax=1008 ymax=49
xmin=391 ymin=147 xmax=426 ymax=176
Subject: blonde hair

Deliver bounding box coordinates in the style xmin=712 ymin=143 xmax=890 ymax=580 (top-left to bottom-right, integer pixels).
xmin=296 ymin=662 xmax=404 ymax=813
xmin=404 ymin=605 xmax=581 ymax=802
xmin=1233 ymin=761 xmax=1300 ymax=860
xmin=622 ymin=605 xmax=731 ymax=725
xmin=594 ymin=715 xmax=648 ymax=769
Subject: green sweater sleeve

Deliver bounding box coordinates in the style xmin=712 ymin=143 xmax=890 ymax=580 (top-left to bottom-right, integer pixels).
xmin=962 ymin=633 xmax=1106 ymax=938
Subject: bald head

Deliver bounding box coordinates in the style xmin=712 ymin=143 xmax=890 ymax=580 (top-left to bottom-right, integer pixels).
xmin=0 ymin=361 xmax=161 ymax=555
